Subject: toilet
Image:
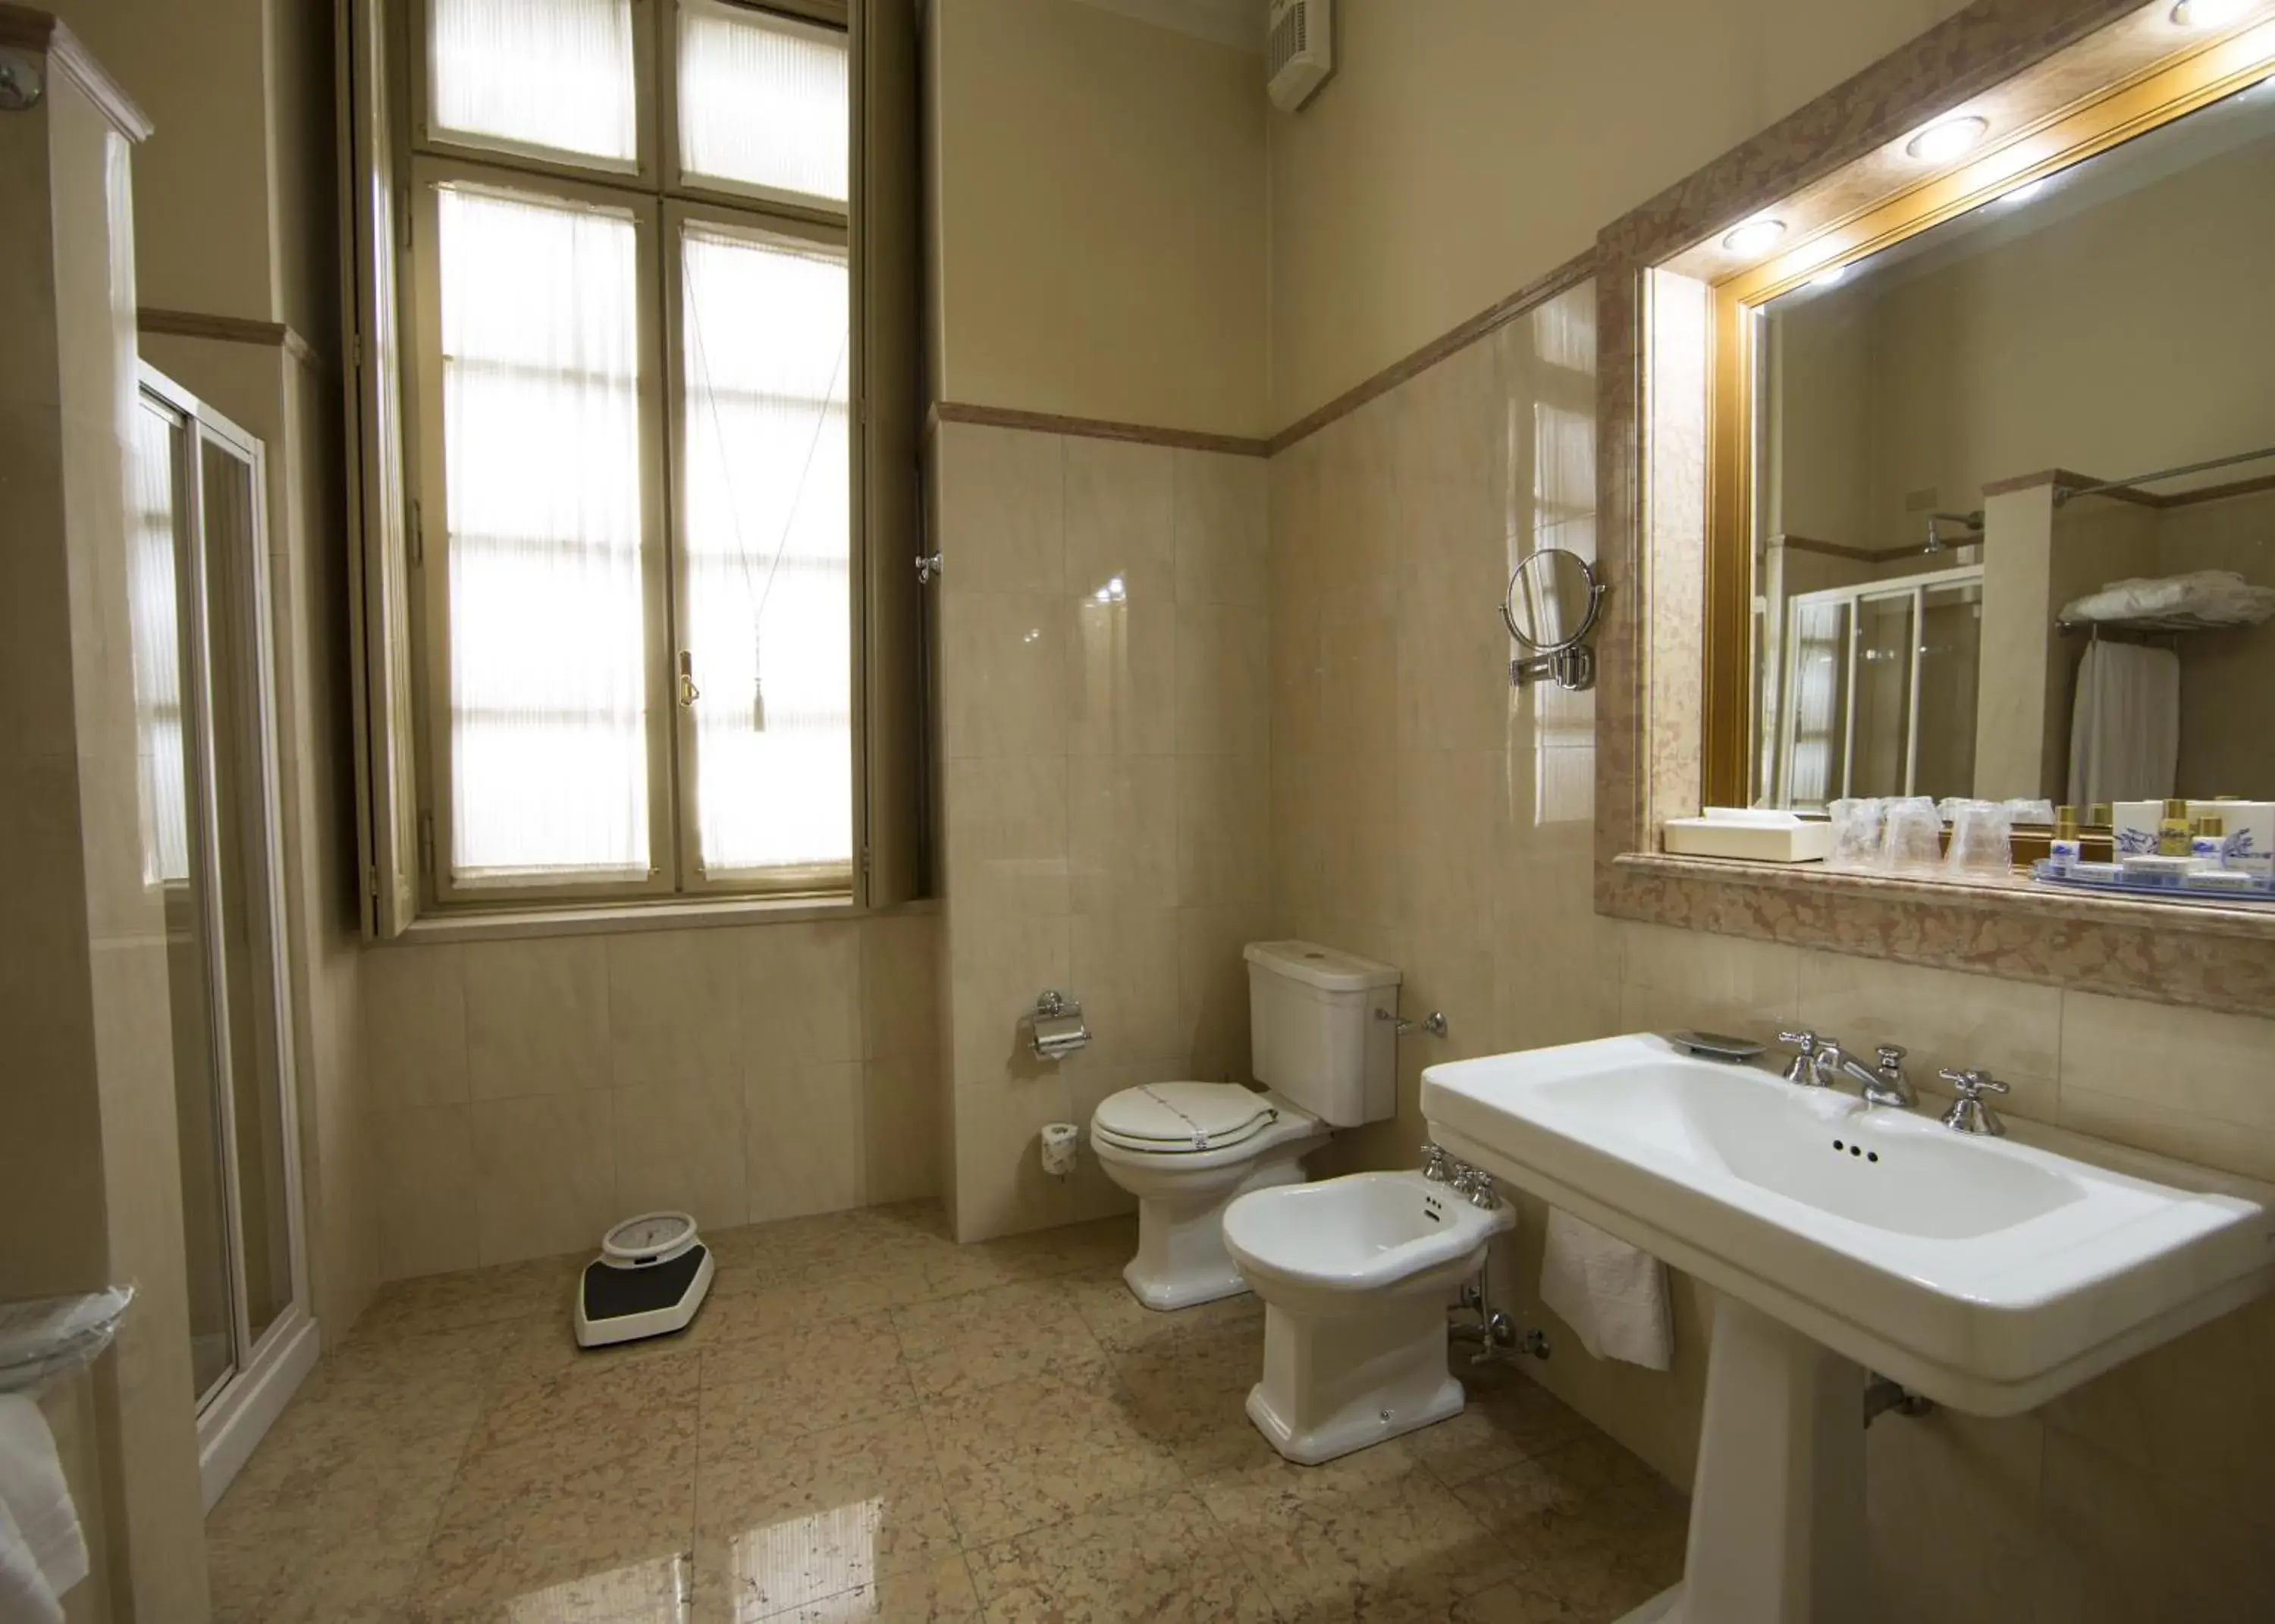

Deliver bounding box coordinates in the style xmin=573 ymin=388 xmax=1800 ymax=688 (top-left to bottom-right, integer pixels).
xmin=1087 ymin=940 xmax=1400 ymax=1310
xmin=1225 ymin=1170 xmax=1514 ymax=1464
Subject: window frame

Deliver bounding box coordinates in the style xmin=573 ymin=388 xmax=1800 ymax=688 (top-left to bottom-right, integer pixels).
xmin=393 ymin=0 xmax=862 ymax=914
xmin=662 ymin=0 xmax=854 ymax=221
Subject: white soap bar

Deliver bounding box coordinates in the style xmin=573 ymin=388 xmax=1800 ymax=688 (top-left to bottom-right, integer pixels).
xmin=2189 ymin=799 xmax=2273 ymax=876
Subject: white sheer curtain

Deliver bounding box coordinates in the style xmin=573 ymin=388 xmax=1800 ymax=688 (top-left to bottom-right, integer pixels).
xmin=678 ymin=0 xmax=848 ymax=203
xmin=129 ymin=400 xmax=190 ymax=888
xmin=679 ymin=222 xmax=851 ymax=876
xmin=438 ymin=185 xmax=651 ymax=885
xmin=431 ymin=0 xmax=637 ymax=163
xmin=1788 ymin=600 xmax=1848 ymax=808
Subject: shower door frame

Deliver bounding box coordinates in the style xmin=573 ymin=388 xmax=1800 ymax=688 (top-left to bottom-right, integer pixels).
xmin=142 ymin=367 xmax=321 ymax=1509
xmin=1773 ymin=563 xmax=1984 ymax=809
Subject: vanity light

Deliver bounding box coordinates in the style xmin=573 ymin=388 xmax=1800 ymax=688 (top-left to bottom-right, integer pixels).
xmin=2170 ymin=0 xmax=2251 ymax=27
xmin=1721 ymin=218 xmax=1787 ymax=256
xmin=1999 ymin=177 xmax=2047 ymax=205
xmin=1808 ymin=264 xmax=1848 ymax=288
xmin=1904 ymin=114 xmax=1989 ymax=162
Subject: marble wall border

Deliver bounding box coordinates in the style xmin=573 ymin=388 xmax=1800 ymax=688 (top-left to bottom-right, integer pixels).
xmin=924 ymin=400 xmax=1269 ymax=458
xmin=1590 ymin=0 xmax=2275 ymax=1014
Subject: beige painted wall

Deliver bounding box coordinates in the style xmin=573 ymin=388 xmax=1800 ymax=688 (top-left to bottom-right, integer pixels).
xmin=54 ymin=0 xmax=338 ymax=349
xmin=927 ymin=0 xmax=1269 ymax=437
xmin=1266 ymin=0 xmax=1968 ymax=425
xmin=1266 ymin=281 xmax=2275 ymax=1619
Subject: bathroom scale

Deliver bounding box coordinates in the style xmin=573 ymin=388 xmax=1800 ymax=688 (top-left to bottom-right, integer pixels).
xmin=573 ymin=1211 xmax=714 ymax=1349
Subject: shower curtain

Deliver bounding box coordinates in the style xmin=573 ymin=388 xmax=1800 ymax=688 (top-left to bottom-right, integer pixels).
xmin=2067 ymin=638 xmax=2179 ymax=807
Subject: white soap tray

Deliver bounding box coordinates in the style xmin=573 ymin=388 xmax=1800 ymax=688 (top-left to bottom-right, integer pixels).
xmin=1663 ymin=807 xmax=1832 ymax=864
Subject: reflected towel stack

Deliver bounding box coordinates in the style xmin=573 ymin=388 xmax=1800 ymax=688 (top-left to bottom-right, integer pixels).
xmin=0 ymin=1394 xmax=86 ymax=1624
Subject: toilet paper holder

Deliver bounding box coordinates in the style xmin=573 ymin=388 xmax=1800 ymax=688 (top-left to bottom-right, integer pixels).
xmin=1028 ymin=989 xmax=1090 ymax=1060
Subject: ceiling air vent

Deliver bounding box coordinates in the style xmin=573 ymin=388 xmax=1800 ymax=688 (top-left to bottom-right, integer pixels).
xmin=1266 ymin=0 xmax=1332 ymax=112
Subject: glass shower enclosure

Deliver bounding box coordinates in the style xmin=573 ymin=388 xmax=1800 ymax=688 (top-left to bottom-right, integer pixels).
xmin=130 ymin=368 xmax=312 ymax=1505
xmin=1771 ymin=564 xmax=1984 ymax=810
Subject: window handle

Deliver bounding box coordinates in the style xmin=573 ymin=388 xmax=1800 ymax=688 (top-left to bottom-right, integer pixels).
xmin=677 ymin=651 xmax=700 ymax=708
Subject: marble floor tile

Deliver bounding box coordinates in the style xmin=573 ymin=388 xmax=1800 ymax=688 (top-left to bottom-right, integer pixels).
xmin=921 ymin=1368 xmax=1185 ymax=1544
xmin=1063 ymin=1261 xmax=1262 ymax=1353
xmin=1197 ymin=1440 xmax=1522 ymax=1622
xmin=1404 ymin=1368 xmax=1593 ymax=1490
xmin=695 ymin=1417 xmax=962 ymax=1622
xmin=890 ymin=1281 xmax=1112 ymax=1400
xmin=1110 ymin=1312 xmax=1277 ymax=1478
xmin=694 ymin=1550 xmax=981 ymax=1624
xmin=699 ymin=1312 xmax=921 ymax=1441
xmin=965 ymin=1487 xmax=1280 ymax=1623
xmin=208 ymin=1201 xmax=1684 ymax=1624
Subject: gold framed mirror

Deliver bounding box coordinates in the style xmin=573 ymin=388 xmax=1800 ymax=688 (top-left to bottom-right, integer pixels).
xmin=1593 ymin=0 xmax=2275 ymax=1012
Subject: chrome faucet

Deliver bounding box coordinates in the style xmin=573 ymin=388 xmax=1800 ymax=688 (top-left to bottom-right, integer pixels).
xmin=1778 ymin=1033 xmax=1919 ymax=1109
xmin=1451 ymin=1165 xmax=1501 ymax=1211
xmin=1422 ymin=1143 xmax=1454 ymax=1184
xmin=1938 ymin=1068 xmax=2010 ymax=1136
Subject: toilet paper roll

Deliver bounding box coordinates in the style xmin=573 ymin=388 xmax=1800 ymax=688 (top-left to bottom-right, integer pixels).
xmin=1039 ymin=1122 xmax=1080 ymax=1177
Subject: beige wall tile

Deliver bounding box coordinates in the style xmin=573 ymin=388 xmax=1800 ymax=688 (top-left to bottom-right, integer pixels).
xmin=2033 ymin=1427 xmax=2275 ymax=1620
xmin=607 ymin=927 xmax=752 ymax=1089
xmin=462 ymin=936 xmax=610 ymax=1099
xmin=946 ymin=911 xmax=1072 ymax=1086
xmin=940 ymin=592 xmax=1072 ymax=760
xmin=1176 ymin=904 xmax=1276 ymax=1082
xmin=1175 ymin=753 xmax=1268 ymax=908
xmin=1174 ymin=602 xmax=1267 ymax=757
xmin=1269 ymin=594 xmax=1325 ymax=758
xmin=2061 ymin=992 xmax=2275 ymax=1135
xmin=1319 ymin=612 xmax=1398 ymax=756
xmin=1064 ymin=436 xmax=1172 ymax=602
xmin=2057 ymin=1084 xmax=2275 ymax=1187
xmin=861 ymin=914 xmax=939 ymax=1062
xmin=1069 ymin=908 xmax=1183 ymax=1072
xmin=1865 ymin=1409 xmax=2044 ymax=1624
xmin=1067 ymin=755 xmax=1177 ymax=916
xmin=742 ymin=920 xmax=864 ymax=1066
xmin=1621 ymin=921 xmax=1800 ymax=1034
xmin=470 ymin=1092 xmax=617 ymax=1265
xmin=613 ymin=1077 xmax=746 ymax=1232
xmin=944 ymin=755 xmax=1071 ymax=919
xmin=1396 ymin=750 xmax=1504 ymax=952
xmin=936 ymin=422 xmax=1062 ymax=595
xmin=1173 ymin=448 xmax=1267 ymax=608
xmin=372 ymin=1104 xmax=479 ymax=1279
xmin=363 ymin=943 xmax=468 ymax=1108
xmin=863 ymin=1054 xmax=943 ymax=1205
xmin=1796 ymin=951 xmax=2060 ymax=1124
xmin=748 ymin=1060 xmax=865 ymax=1223
xmin=1065 ymin=597 xmax=1176 ymax=757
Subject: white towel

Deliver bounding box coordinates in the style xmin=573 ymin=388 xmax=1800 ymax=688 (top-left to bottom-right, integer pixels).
xmin=1539 ymin=1209 xmax=1672 ymax=1371
xmin=0 ymin=1395 xmax=85 ymax=1622
xmin=2066 ymin=639 xmax=2179 ymax=807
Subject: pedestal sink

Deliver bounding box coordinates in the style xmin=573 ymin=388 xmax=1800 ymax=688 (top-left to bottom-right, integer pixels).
xmin=1421 ymin=1033 xmax=2275 ymax=1624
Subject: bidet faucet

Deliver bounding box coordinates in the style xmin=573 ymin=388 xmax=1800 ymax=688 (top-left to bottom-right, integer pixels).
xmin=1777 ymin=1033 xmax=1918 ymax=1108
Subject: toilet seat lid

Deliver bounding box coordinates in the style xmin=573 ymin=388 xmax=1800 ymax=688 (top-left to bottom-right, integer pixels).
xmin=1094 ymin=1083 xmax=1279 ymax=1153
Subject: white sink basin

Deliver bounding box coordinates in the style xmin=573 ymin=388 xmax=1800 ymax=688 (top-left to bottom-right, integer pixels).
xmin=1421 ymin=1033 xmax=2275 ymax=1624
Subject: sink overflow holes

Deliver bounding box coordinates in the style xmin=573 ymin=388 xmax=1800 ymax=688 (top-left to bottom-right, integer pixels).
xmin=1831 ymin=1139 xmax=1881 ymax=1164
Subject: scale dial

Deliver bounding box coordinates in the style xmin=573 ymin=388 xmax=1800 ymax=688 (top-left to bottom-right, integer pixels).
xmin=600 ymin=1211 xmax=699 ymax=1268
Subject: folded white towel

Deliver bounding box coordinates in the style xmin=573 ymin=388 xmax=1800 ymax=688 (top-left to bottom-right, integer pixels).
xmin=1539 ymin=1208 xmax=1673 ymax=1371
xmin=0 ymin=1491 xmax=62 ymax=1624
xmin=0 ymin=1396 xmax=85 ymax=1619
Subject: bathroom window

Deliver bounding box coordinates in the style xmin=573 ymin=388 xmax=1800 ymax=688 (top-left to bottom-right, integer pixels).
xmin=344 ymin=0 xmax=921 ymax=923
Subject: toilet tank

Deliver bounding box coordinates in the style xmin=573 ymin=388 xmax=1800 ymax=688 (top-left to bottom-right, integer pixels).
xmin=1244 ymin=940 xmax=1401 ymax=1127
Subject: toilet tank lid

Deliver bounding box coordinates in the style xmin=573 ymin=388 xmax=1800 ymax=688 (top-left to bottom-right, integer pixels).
xmin=1244 ymin=940 xmax=1401 ymax=992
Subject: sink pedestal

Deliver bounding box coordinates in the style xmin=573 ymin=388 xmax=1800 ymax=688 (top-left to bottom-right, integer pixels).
xmin=1621 ymin=1294 xmax=1867 ymax=1624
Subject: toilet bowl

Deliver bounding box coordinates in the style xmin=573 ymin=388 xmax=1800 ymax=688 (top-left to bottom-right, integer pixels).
xmin=1089 ymin=1083 xmax=1331 ymax=1309
xmin=1224 ymin=1169 xmax=1514 ymax=1465
xmin=1088 ymin=941 xmax=1404 ymax=1313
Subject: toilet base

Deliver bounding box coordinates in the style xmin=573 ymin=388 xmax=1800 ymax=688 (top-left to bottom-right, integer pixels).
xmin=1117 ymin=1148 xmax=1317 ymax=1312
xmin=1123 ymin=1256 xmax=1247 ymax=1312
xmin=1244 ymin=1296 xmax=1468 ymax=1465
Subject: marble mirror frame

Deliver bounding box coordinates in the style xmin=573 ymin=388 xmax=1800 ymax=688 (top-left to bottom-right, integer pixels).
xmin=1592 ymin=0 xmax=2275 ymax=1015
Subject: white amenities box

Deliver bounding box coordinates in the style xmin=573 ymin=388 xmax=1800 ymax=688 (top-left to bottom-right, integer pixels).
xmin=1663 ymin=809 xmax=1833 ymax=864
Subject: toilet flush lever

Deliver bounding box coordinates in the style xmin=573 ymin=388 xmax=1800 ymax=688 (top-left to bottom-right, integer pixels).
xmin=1377 ymin=1008 xmax=1448 ymax=1039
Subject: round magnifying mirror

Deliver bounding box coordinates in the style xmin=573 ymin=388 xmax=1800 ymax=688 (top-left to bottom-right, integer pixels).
xmin=1502 ymin=547 xmax=1601 ymax=651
